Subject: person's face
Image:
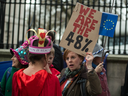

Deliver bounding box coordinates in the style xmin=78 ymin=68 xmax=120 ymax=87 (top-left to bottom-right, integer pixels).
xmin=47 ymin=54 xmax=54 ymax=66
xmin=66 ymin=51 xmax=82 ymax=71
xmin=11 ymin=55 xmax=20 ymax=68
xmin=93 ymin=56 xmax=105 ymax=65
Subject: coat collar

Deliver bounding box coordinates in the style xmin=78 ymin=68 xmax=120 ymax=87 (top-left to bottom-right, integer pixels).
xmin=63 ymin=65 xmax=88 ymax=96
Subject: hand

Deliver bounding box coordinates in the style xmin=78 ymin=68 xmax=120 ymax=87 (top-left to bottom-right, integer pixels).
xmin=44 ymin=64 xmax=52 ymax=74
xmin=95 ymin=62 xmax=104 ymax=73
xmin=85 ymin=52 xmax=94 ymax=70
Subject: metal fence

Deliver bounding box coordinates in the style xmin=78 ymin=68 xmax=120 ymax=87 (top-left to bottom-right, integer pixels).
xmin=0 ymin=0 xmax=128 ymax=55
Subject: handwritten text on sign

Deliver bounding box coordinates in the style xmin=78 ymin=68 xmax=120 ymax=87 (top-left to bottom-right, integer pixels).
xmin=59 ymin=3 xmax=102 ymax=56
xmin=66 ymin=31 xmax=92 ymax=52
xmin=73 ymin=5 xmax=98 ymax=37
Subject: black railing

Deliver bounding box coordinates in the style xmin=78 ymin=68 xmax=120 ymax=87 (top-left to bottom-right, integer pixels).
xmin=0 ymin=0 xmax=127 ymax=55
xmin=0 ymin=0 xmax=6 ymax=49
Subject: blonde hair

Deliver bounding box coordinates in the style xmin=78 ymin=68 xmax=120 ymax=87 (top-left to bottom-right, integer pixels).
xmin=47 ymin=47 xmax=55 ymax=56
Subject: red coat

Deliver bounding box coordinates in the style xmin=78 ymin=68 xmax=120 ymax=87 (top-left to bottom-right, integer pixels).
xmin=97 ymin=68 xmax=111 ymax=96
xmin=50 ymin=64 xmax=60 ymax=76
xmin=12 ymin=69 xmax=62 ymax=96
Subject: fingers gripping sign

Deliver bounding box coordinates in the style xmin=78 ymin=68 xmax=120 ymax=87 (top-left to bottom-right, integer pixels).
xmin=85 ymin=52 xmax=94 ymax=72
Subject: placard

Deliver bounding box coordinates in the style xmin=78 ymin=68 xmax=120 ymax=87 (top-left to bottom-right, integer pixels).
xmin=59 ymin=2 xmax=102 ymax=56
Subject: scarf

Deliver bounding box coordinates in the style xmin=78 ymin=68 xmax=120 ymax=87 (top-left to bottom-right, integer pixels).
xmin=61 ymin=65 xmax=83 ymax=95
xmin=64 ymin=66 xmax=82 ymax=78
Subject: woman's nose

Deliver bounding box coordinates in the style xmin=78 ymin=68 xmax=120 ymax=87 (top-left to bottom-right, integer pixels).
xmin=11 ymin=56 xmax=14 ymax=60
xmin=11 ymin=57 xmax=13 ymax=60
xmin=68 ymin=58 xmax=72 ymax=62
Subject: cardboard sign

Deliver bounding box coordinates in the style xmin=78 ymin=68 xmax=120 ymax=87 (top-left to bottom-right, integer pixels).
xmin=59 ymin=2 xmax=102 ymax=56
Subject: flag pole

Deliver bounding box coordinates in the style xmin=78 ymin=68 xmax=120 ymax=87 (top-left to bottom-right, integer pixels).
xmin=101 ymin=0 xmax=115 ymax=62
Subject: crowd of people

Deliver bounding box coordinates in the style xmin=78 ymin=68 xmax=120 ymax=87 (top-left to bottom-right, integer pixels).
xmin=0 ymin=28 xmax=111 ymax=96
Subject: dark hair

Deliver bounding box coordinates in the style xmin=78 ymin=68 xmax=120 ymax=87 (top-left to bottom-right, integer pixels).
xmin=20 ymin=62 xmax=28 ymax=68
xmin=63 ymin=49 xmax=84 ymax=62
xmin=47 ymin=31 xmax=55 ymax=41
xmin=28 ymin=38 xmax=50 ymax=64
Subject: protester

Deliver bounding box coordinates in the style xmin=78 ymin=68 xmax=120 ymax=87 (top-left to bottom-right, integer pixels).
xmin=0 ymin=41 xmax=29 ymax=96
xmin=47 ymin=31 xmax=64 ymax=72
xmin=12 ymin=29 xmax=62 ymax=96
xmin=92 ymin=43 xmax=111 ymax=96
xmin=47 ymin=47 xmax=60 ymax=76
xmin=59 ymin=49 xmax=102 ymax=96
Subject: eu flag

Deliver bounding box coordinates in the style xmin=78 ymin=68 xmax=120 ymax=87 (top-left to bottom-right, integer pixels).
xmin=99 ymin=12 xmax=118 ymax=37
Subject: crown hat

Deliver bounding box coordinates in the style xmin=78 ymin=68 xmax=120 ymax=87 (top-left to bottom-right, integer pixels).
xmin=26 ymin=28 xmax=53 ymax=54
xmin=10 ymin=40 xmax=29 ymax=65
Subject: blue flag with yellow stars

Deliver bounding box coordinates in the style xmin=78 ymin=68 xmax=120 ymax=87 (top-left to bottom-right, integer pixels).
xmin=99 ymin=12 xmax=118 ymax=37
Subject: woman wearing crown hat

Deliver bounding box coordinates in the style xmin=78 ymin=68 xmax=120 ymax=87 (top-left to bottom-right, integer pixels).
xmin=0 ymin=41 xmax=29 ymax=96
xmin=12 ymin=28 xmax=62 ymax=96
